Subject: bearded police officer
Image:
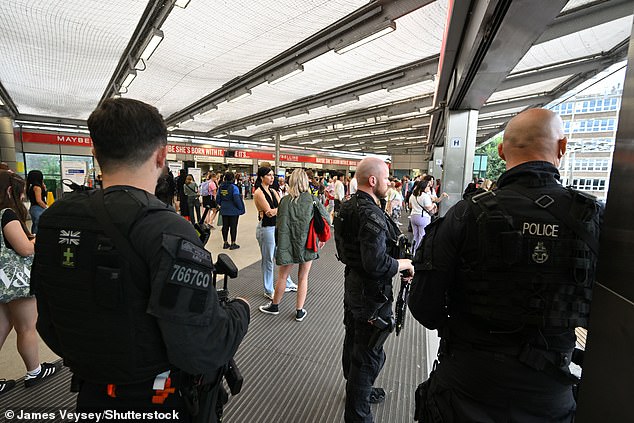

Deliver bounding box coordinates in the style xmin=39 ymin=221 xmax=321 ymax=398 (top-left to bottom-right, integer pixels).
xmin=335 ymin=157 xmax=414 ymax=423
xmin=31 ymin=98 xmax=250 ymax=421
xmin=409 ymin=108 xmax=602 ymax=422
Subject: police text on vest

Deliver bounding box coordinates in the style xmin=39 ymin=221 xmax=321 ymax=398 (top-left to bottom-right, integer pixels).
xmin=522 ymin=222 xmax=559 ymax=237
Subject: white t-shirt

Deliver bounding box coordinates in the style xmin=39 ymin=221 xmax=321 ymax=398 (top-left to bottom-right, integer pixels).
xmin=409 ymin=192 xmax=432 ymax=216
xmin=387 ymin=189 xmax=402 ymax=207
xmin=334 ymin=180 xmax=345 ymax=201
xmin=349 ymin=177 xmax=357 ymax=195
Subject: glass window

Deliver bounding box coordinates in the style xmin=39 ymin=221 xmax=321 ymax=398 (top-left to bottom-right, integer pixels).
xmin=24 ymin=153 xmax=94 ymax=199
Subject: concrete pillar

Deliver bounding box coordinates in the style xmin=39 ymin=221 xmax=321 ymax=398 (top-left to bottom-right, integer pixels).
xmin=440 ymin=109 xmax=478 ymax=215
xmin=0 ymin=114 xmax=17 ymax=171
xmin=429 ymin=146 xmax=444 ymax=178
xmin=274 ymin=133 xmax=281 ymax=177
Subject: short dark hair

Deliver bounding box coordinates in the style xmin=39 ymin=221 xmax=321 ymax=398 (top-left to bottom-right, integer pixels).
xmin=223 ymin=171 xmax=235 ymax=183
xmin=87 ymin=98 xmax=167 ymax=171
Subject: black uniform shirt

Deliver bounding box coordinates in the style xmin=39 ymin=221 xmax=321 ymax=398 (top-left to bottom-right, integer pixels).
xmin=408 ymin=161 xmax=602 ymax=351
xmin=342 ymin=191 xmax=399 ymax=319
xmin=35 ymin=186 xmax=250 ymax=381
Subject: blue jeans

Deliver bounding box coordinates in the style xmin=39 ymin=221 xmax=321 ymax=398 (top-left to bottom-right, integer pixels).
xmin=255 ymin=223 xmax=294 ymax=294
xmin=29 ymin=205 xmax=46 ymax=234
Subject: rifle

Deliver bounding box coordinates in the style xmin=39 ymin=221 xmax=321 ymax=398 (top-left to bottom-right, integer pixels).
xmin=189 ymin=254 xmax=244 ymax=423
xmin=395 ymin=234 xmax=413 ymax=336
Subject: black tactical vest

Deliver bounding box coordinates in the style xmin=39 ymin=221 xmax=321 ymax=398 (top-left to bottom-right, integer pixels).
xmin=457 ymin=186 xmax=600 ymax=330
xmin=31 ymin=189 xmax=172 ymax=384
xmin=334 ymin=195 xmax=361 ymax=265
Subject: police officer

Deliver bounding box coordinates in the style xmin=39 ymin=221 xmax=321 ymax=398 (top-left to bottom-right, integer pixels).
xmin=409 ymin=108 xmax=602 ymax=422
xmin=335 ymin=157 xmax=414 ymax=422
xmin=31 ymin=98 xmax=250 ymax=421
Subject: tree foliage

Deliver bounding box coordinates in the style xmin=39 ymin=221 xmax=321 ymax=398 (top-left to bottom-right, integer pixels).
xmin=476 ymin=134 xmax=506 ymax=182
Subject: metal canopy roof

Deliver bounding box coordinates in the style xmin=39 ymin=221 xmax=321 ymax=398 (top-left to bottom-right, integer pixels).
xmin=0 ymin=0 xmax=631 ymax=158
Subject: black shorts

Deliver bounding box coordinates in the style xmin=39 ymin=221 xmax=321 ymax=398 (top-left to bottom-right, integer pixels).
xmin=202 ymin=195 xmax=217 ymax=208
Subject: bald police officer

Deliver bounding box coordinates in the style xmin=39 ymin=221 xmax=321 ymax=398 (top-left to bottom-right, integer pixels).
xmin=31 ymin=98 xmax=250 ymax=421
xmin=409 ymin=108 xmax=602 ymax=422
xmin=335 ymin=157 xmax=414 ymax=423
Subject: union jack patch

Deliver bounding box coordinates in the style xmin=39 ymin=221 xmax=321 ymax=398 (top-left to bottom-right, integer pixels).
xmin=59 ymin=230 xmax=81 ymax=246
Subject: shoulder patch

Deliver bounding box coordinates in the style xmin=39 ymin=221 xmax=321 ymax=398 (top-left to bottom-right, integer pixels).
xmin=168 ymin=261 xmax=212 ymax=291
xmin=177 ymin=239 xmax=212 ymax=266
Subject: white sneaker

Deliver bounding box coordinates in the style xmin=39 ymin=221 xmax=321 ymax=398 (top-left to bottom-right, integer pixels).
xmin=285 ymin=283 xmax=298 ymax=292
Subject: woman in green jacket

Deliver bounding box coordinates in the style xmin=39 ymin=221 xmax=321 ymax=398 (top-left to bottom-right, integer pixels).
xmin=259 ymin=169 xmax=330 ymax=322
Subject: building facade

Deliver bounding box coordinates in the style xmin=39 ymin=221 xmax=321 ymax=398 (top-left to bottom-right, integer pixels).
xmin=551 ymin=86 xmax=621 ymax=202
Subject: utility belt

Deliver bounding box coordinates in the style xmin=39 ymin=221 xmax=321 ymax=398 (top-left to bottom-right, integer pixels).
xmin=440 ymin=339 xmax=578 ymax=386
xmin=71 ymin=369 xmax=190 ymax=405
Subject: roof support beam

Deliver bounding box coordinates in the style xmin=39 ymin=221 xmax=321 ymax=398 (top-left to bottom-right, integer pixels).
xmin=0 ymin=81 xmax=18 ymax=118
xmin=100 ymin=0 xmax=175 ymax=102
xmin=206 ymin=57 xmax=438 ymax=135
xmin=429 ymin=0 xmax=568 ymax=144
xmin=536 ymin=0 xmax=634 ymax=45
xmin=448 ymin=0 xmax=568 ymax=110
xmin=498 ymin=47 xmax=628 ymax=92
xmin=480 ymin=93 xmax=555 ymax=114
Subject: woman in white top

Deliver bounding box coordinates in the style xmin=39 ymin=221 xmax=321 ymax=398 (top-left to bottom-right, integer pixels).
xmin=409 ymin=180 xmax=435 ymax=251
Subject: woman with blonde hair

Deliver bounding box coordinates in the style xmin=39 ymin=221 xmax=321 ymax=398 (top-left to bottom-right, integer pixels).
xmin=259 ymin=169 xmax=330 ymax=322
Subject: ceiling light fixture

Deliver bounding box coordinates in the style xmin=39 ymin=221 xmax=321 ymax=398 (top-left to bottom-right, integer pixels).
xmin=178 ymin=116 xmax=194 ymax=126
xmin=174 ymin=0 xmax=191 ymax=8
xmin=121 ymin=70 xmax=137 ymax=89
xmin=326 ymin=95 xmax=359 ymax=108
xmin=200 ymin=105 xmax=218 ymax=116
xmin=334 ymin=22 xmax=396 ymax=54
xmin=140 ymin=28 xmax=164 ymax=61
xmin=268 ymin=63 xmax=304 ymax=85
xmin=283 ymin=108 xmax=309 ymax=119
xmin=227 ymin=88 xmax=252 ymax=103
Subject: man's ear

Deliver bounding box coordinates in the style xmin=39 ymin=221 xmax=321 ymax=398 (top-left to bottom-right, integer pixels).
xmin=558 ymin=137 xmax=567 ymax=158
xmin=156 ymin=146 xmax=167 ymax=169
xmin=497 ymin=142 xmax=505 ymax=161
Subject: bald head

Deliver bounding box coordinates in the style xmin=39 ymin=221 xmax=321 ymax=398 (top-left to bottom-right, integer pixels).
xmin=356 ymin=157 xmax=390 ymax=201
xmin=356 ymin=157 xmax=387 ymax=187
xmin=499 ymin=108 xmax=567 ymax=169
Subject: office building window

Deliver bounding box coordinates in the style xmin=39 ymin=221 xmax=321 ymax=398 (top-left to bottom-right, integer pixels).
xmin=571 ymin=178 xmax=606 ymax=191
xmin=572 ymin=158 xmax=610 ymax=172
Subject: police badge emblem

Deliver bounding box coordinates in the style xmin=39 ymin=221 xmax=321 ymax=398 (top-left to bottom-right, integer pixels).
xmin=532 ymin=241 xmax=549 ymax=264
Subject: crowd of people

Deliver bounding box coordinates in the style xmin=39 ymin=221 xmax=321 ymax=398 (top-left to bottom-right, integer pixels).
xmin=0 ymin=101 xmax=603 ymax=423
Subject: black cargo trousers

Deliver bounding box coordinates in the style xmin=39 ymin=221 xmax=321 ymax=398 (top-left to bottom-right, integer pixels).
xmin=342 ymin=309 xmax=386 ymax=423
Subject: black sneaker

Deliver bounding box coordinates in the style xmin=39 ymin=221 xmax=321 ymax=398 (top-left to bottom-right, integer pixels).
xmin=259 ymin=302 xmax=279 ymax=315
xmin=295 ymin=309 xmax=307 ymax=322
xmin=229 ymin=243 xmax=240 ymax=250
xmin=369 ymin=387 xmax=386 ymax=403
xmin=0 ymin=379 xmax=16 ymax=395
xmin=24 ymin=362 xmax=61 ymax=388
xmin=223 ymin=242 xmax=230 ymax=249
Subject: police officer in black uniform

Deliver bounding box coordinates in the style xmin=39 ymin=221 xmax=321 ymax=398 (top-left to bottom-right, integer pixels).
xmin=31 ymin=98 xmax=250 ymax=421
xmin=409 ymin=108 xmax=602 ymax=422
xmin=335 ymin=157 xmax=414 ymax=423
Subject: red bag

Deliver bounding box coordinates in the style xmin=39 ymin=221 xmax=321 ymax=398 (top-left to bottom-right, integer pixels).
xmin=306 ymin=202 xmax=330 ymax=252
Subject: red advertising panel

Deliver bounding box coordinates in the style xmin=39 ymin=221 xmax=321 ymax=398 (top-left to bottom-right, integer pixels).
xmin=167 ymin=144 xmax=225 ymax=157
xmin=21 ymin=131 xmax=93 ymax=147
xmin=20 ymin=132 xmax=361 ymax=167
